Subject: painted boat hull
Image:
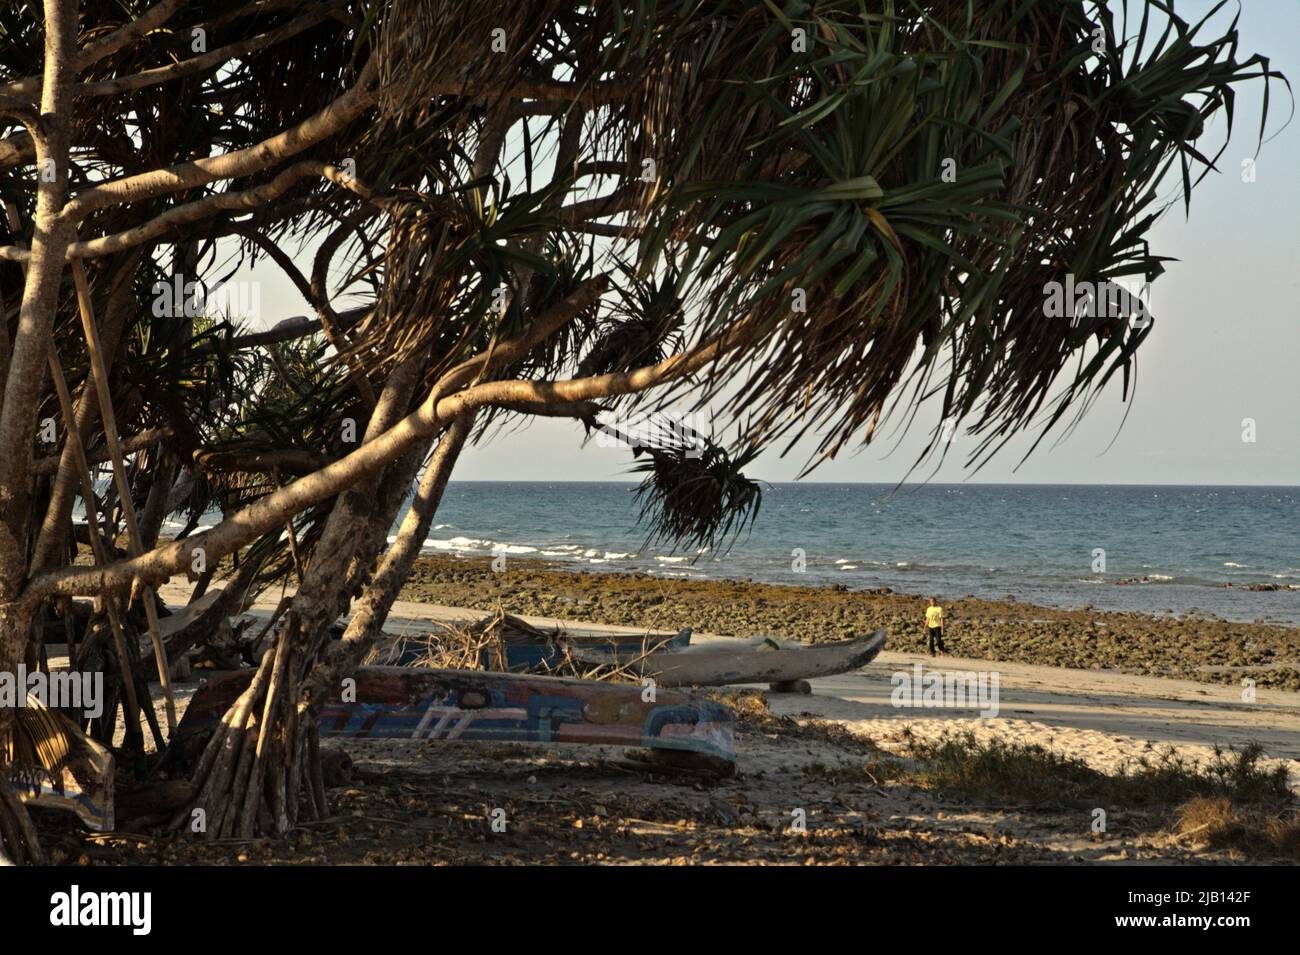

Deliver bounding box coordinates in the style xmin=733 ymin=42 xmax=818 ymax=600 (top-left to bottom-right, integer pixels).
xmin=175 ymin=666 xmax=734 ymax=763
xmin=581 ymin=629 xmax=887 ymax=687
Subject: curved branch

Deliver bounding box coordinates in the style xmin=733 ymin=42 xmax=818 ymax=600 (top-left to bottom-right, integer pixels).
xmin=75 ymin=0 xmax=186 ymax=74
xmin=26 ymin=306 xmax=741 ymax=603
xmin=429 ymin=315 xmax=746 ymax=422
xmin=194 ymin=305 xmax=369 ymax=355
xmin=56 ymin=161 xmax=371 ymax=260
xmin=59 ymin=57 xmax=378 ymax=223
xmin=32 ymin=425 xmax=174 ymax=476
xmin=226 ymin=222 xmax=315 ymax=306
xmin=310 ymin=208 xmax=378 ymax=406
xmin=23 ymin=276 xmax=622 ymax=601
xmin=71 ymin=4 xmax=345 ymax=100
xmin=560 ymin=188 xmax=639 ymax=223
xmin=0 ymin=0 xmax=186 ymax=99
xmin=0 ymin=131 xmax=34 ymax=170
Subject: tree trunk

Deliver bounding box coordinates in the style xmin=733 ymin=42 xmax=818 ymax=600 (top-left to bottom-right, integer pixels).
xmin=333 ymin=410 xmax=474 ymax=656
xmin=180 ymin=356 xmax=429 ymax=838
xmin=0 ymin=601 xmax=33 ymax=743
xmin=0 ymin=601 xmax=42 ymax=864
xmin=0 ymin=0 xmax=77 ymax=590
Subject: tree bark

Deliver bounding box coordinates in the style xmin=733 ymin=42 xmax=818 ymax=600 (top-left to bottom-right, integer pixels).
xmin=0 ymin=6 xmax=79 ymax=837
xmin=335 ymin=411 xmax=474 ymax=653
xmin=0 ymin=0 xmax=77 ymax=598
xmin=182 ymin=351 xmax=423 ymax=837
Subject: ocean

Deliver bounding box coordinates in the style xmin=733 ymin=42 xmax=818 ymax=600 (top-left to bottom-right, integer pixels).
xmin=406 ymin=482 xmax=1300 ymax=626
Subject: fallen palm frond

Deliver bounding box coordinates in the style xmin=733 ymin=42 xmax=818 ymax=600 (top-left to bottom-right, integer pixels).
xmin=0 ymin=695 xmax=72 ymax=777
xmin=366 ymin=609 xmax=545 ymax=671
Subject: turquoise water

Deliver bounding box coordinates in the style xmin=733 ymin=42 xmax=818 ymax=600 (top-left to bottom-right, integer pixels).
xmin=408 ymin=482 xmax=1300 ymax=625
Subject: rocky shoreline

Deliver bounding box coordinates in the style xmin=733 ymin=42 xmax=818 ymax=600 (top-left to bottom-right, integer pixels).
xmin=397 ymin=556 xmax=1300 ymax=690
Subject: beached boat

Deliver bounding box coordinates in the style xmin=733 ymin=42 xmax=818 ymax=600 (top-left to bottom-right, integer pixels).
xmin=497 ymin=625 xmax=691 ymax=669
xmin=578 ymin=628 xmax=886 ymax=687
xmin=175 ymin=666 xmax=735 ymax=764
xmin=377 ymin=616 xmax=692 ymax=671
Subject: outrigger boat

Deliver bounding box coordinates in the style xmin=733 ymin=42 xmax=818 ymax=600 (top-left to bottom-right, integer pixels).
xmin=577 ymin=628 xmax=886 ymax=688
xmin=376 ymin=614 xmax=692 ymax=671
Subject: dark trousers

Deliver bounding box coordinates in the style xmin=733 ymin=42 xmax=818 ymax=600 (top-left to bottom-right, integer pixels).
xmin=928 ymin=626 xmax=946 ymax=654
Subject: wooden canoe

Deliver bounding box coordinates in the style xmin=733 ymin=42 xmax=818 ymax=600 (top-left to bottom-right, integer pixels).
xmin=498 ymin=626 xmax=691 ymax=670
xmin=378 ymin=623 xmax=692 ymax=671
xmin=175 ymin=666 xmax=734 ymax=763
xmin=578 ymin=628 xmax=886 ymax=687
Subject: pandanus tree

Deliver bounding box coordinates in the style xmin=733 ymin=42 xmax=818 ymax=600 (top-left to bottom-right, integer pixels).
xmin=0 ymin=0 xmax=1285 ymax=860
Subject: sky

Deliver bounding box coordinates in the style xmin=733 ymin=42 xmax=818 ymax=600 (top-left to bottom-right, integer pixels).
xmin=233 ymin=0 xmax=1300 ymax=486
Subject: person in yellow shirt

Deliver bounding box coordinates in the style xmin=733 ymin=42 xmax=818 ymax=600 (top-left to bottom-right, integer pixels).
xmin=924 ymin=598 xmax=947 ymax=656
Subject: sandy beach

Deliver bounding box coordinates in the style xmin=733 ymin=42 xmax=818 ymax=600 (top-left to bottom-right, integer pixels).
xmin=291 ymin=586 xmax=1300 ymax=788
xmin=45 ymin=570 xmax=1287 ymax=866
xmin=152 ymin=569 xmax=1300 ymax=785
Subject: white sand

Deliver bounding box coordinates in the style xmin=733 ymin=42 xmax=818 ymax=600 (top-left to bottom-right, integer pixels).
xmin=770 ymin=651 xmax=1300 ymax=789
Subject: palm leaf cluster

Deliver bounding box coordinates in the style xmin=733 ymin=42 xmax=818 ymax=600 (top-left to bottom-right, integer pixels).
xmin=0 ymin=0 xmax=1285 ymax=576
xmin=344 ymin=0 xmax=1284 ymax=545
xmin=606 ymin=0 xmax=1286 ymax=473
xmin=631 ymin=436 xmax=765 ymax=556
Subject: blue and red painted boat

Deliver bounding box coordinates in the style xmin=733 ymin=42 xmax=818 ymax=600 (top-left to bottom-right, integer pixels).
xmin=175 ymin=666 xmax=735 ymax=764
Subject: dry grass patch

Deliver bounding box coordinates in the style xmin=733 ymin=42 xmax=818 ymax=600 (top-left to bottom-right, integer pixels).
xmin=898 ymin=731 xmax=1298 ymax=860
xmin=1175 ymin=796 xmax=1300 ymax=859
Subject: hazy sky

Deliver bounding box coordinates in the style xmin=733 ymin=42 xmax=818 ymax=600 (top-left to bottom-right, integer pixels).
xmin=236 ymin=0 xmax=1299 ymax=486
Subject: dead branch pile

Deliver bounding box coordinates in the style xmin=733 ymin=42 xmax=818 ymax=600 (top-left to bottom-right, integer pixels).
xmin=363 ymin=610 xmax=517 ymax=671
xmin=363 ymin=609 xmax=663 ymax=683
